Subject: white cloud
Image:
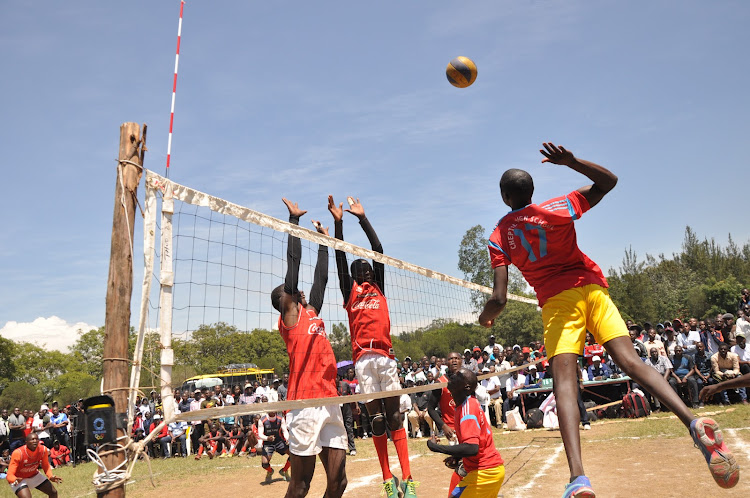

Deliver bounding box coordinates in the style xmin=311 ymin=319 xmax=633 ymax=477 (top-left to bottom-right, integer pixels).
xmin=0 ymin=316 xmax=97 ymax=352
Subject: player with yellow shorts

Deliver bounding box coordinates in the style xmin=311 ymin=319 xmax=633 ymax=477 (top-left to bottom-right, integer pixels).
xmin=479 ymin=143 xmax=739 ymax=496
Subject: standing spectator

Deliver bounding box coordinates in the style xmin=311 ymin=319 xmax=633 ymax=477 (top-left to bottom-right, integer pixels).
xmin=484 ymin=334 xmax=500 ymax=355
xmin=738 ymin=288 xmax=750 ymax=311
xmin=472 ymin=346 xmax=483 ymax=367
xmin=680 ymin=318 xmax=702 ymax=356
xmin=177 ymin=391 xmax=191 ymax=415
xmin=669 ymin=345 xmax=699 ymax=408
xmin=31 ymin=406 xmax=51 ymax=449
xmin=629 ymin=328 xmax=647 ymax=358
xmin=266 ymin=379 xmax=279 ymax=403
xmin=400 ymin=357 xmax=414 ymax=376
xmin=583 ymin=332 xmax=604 ymax=366
xmin=22 ymin=411 xmax=33 ymax=439
xmin=722 ymin=313 xmax=737 ymax=347
xmin=7 ymin=408 xmax=25 ymax=452
xmin=338 ymin=376 xmax=358 ymax=456
xmin=0 ymin=410 xmax=8 ymax=453
xmin=277 ymin=374 xmax=288 ymax=402
xmin=644 ymin=327 xmax=667 ymax=357
xmin=701 ymin=319 xmax=724 ymax=356
xmin=736 ymin=306 xmax=750 ymax=338
xmin=48 ymin=407 xmax=69 ymax=449
xmin=710 ymin=343 xmax=742 ymax=405
xmin=189 ymin=390 xmax=204 ymax=454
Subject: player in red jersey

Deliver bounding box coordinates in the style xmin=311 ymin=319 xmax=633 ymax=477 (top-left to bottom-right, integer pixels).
xmin=328 ymin=195 xmax=416 ymax=498
xmin=478 ymin=143 xmax=739 ymax=496
xmin=271 ymin=198 xmax=347 ymax=498
xmin=6 ymin=433 xmax=62 ymax=498
xmin=426 ymin=351 xmax=464 ymax=496
xmin=427 ymin=368 xmax=504 ymax=498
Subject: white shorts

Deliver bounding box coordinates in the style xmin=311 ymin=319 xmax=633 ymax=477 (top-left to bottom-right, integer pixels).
xmin=286 ymin=404 xmax=347 ymax=457
xmin=10 ymin=472 xmax=49 ymax=494
xmin=355 ymin=353 xmax=400 ymax=395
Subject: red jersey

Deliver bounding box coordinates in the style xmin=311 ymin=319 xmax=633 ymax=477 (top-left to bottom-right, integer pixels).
xmin=583 ymin=343 xmax=605 ymax=366
xmin=50 ymin=445 xmax=70 ymax=466
xmin=24 ymin=418 xmax=33 ymax=437
xmin=455 ymin=397 xmax=504 ymax=472
xmin=279 ymin=304 xmax=338 ymax=400
xmin=7 ymin=444 xmax=52 ymax=482
xmin=345 ymin=281 xmax=393 ymax=362
xmin=488 ymin=190 xmax=608 ymax=306
xmin=438 ymin=374 xmax=456 ymax=428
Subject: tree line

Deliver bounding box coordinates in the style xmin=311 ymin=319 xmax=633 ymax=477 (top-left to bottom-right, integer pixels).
xmin=1 ymin=225 xmax=746 ymax=409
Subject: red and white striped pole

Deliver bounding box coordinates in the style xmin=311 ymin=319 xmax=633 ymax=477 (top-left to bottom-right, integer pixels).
xmin=166 ymin=0 xmax=184 ymax=178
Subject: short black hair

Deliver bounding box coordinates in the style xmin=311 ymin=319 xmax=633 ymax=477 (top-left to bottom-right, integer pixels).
xmin=500 ymin=168 xmax=534 ymax=200
xmin=271 ymin=284 xmax=285 ymax=312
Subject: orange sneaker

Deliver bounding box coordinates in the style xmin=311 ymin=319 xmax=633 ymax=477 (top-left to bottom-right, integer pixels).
xmin=690 ymin=417 xmax=740 ymax=488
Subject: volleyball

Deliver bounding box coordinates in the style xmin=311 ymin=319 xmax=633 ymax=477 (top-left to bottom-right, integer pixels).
xmin=446 ymin=56 xmax=478 ymax=88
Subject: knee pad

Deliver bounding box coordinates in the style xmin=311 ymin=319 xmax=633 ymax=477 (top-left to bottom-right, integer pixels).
xmin=370 ymin=413 xmax=386 ymax=437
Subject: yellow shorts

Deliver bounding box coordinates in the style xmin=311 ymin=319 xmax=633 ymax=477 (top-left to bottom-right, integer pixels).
xmin=451 ymin=465 xmax=504 ymax=497
xmin=541 ymin=284 xmax=628 ymax=358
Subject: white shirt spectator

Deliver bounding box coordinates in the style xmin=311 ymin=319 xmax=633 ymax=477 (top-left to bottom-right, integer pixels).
xmin=399 ymin=394 xmax=412 ymax=414
xmin=731 ymin=342 xmax=750 ymax=362
xmin=505 ymin=374 xmax=527 ymax=399
xmin=496 ymin=360 xmax=512 ymax=387
xmin=737 ymin=317 xmax=750 ymax=338
xmin=265 ymin=388 xmax=278 ymax=403
xmin=255 ymin=386 xmax=267 ymax=397
xmin=169 ymin=420 xmax=187 ymax=437
xmin=189 ymin=398 xmax=202 ymax=426
xmin=481 ymin=375 xmax=503 ymax=400
xmin=32 ymin=414 xmax=50 ymax=439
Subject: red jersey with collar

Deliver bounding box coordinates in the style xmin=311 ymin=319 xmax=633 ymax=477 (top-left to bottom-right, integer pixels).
xmin=438 ymin=374 xmax=456 ymax=428
xmin=7 ymin=444 xmax=52 ymax=482
xmin=455 ymin=396 xmax=504 ymax=472
xmin=345 ymin=281 xmax=393 ymax=362
xmin=278 ymin=304 xmax=338 ymax=400
xmin=488 ymin=191 xmax=608 ymax=306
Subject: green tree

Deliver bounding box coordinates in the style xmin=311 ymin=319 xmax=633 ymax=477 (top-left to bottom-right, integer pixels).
xmin=56 ymin=372 xmax=100 ymax=405
xmin=0 ymin=381 xmax=43 ymax=411
xmin=328 ymin=322 xmax=352 ymax=362
xmin=69 ymin=326 xmax=105 ymax=377
xmin=0 ymin=336 xmax=16 ymax=393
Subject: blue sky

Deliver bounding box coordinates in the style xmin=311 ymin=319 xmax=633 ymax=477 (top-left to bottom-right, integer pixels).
xmin=1 ymin=1 xmax=748 ymax=350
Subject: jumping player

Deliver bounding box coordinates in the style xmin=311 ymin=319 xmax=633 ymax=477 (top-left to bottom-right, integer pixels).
xmin=478 ymin=143 xmax=739 ymax=496
xmin=258 ymin=411 xmax=291 ymax=483
xmin=427 ymin=368 xmax=505 ymax=498
xmin=328 ymin=195 xmax=417 ymax=498
xmin=271 ymin=198 xmax=347 ymax=497
xmin=6 ymin=433 xmax=62 ymax=498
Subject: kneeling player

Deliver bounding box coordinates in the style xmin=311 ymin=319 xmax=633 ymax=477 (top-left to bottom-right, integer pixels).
xmin=259 ymin=411 xmax=291 ymax=483
xmin=6 ymin=433 xmax=63 ymax=498
xmin=427 ymin=369 xmax=504 ymax=498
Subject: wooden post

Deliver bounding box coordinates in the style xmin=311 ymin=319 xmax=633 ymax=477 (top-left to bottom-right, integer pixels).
xmin=101 ymin=122 xmax=145 ymax=497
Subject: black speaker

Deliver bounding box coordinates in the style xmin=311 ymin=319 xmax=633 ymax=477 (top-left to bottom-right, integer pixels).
xmin=82 ymin=395 xmax=117 ymax=445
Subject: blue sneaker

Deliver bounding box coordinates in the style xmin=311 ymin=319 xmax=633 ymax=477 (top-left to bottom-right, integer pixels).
xmin=562 ymin=476 xmax=595 ymax=498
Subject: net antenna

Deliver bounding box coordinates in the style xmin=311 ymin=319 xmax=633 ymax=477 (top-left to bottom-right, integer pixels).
xmin=129 ymin=170 xmax=537 ymax=430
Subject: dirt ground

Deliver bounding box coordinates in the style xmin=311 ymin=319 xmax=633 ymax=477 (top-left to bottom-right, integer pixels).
xmin=124 ymin=409 xmax=750 ymax=498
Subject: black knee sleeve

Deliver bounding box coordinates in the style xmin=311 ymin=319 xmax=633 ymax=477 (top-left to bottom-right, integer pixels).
xmin=262 ymin=461 xmax=271 ymax=470
xmin=370 ymin=413 xmax=386 ymax=437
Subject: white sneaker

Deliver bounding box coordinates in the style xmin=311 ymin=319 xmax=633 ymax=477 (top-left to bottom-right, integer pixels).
xmin=415 ymin=431 xmax=423 ymax=438
xmin=349 ymin=449 xmax=357 ymax=456
xmin=583 ymin=424 xmax=591 ymax=430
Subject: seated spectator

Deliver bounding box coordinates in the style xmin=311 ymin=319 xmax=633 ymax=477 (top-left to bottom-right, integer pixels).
xmin=583 ymin=332 xmax=604 ymax=366
xmin=644 ymin=327 xmax=668 ymax=357
xmin=711 ymin=342 xmax=745 ymax=405
xmin=481 ymin=350 xmax=493 ymax=368
xmin=730 ymin=332 xmax=750 ymax=396
xmin=0 ymin=448 xmax=9 ymax=480
xmin=638 ymin=348 xmax=673 ymax=411
xmin=168 ymin=417 xmax=188 ymax=457
xmin=481 ymin=366 xmax=503 ymax=427
xmin=49 ymin=440 xmax=70 ymax=467
xmin=692 ymin=342 xmax=713 ymax=406
xmin=148 ymin=414 xmax=171 ymax=458
xmin=502 ymin=370 xmax=527 ymax=423
xmin=677 ymin=318 xmax=701 ymax=356
xmin=587 ymin=355 xmax=611 ymax=381
xmin=196 ymin=423 xmax=226 ymax=460
xmin=526 ymin=364 xmax=544 ymax=386
xmin=668 ymin=345 xmax=699 ymax=408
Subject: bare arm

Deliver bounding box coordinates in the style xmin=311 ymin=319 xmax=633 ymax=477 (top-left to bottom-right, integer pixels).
xmin=700 ymin=373 xmax=750 ymax=401
xmin=540 ymin=143 xmax=617 ymax=208
xmin=478 ymin=266 xmax=509 ymax=327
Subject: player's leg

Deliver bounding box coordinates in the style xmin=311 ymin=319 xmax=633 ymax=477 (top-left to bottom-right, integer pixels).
xmin=357 ymin=355 xmax=395 ymax=484
xmin=262 ymin=445 xmax=275 ymax=482
xmin=318 ymin=447 xmax=347 ymax=498
xmin=550 ymin=353 xmax=585 ymax=477
xmin=285 ymin=454 xmax=316 ymax=498
xmin=35 ymin=478 xmax=58 ymax=498
xmin=380 ymin=357 xmax=415 ymax=494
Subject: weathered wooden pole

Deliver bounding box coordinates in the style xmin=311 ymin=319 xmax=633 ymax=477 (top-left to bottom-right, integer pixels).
xmin=101 ymin=122 xmax=145 ymax=497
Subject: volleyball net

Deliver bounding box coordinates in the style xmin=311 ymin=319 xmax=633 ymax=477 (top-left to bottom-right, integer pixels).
xmin=129 ymin=169 xmax=538 ymax=427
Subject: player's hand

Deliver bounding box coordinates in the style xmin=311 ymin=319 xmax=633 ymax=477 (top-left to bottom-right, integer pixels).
xmin=327 ymin=195 xmax=343 ymax=221
xmin=442 ymin=425 xmax=455 ymax=441
xmin=426 ymin=434 xmax=440 ymax=452
xmin=50 ymin=475 xmax=63 ymax=483
xmin=699 ymin=384 xmax=718 ymax=401
xmin=344 ymin=197 xmax=366 ymax=219
xmin=443 ymin=455 xmax=460 ymax=470
xmin=282 ymin=198 xmax=307 ymax=218
xmin=268 ymin=435 xmax=275 ymax=442
xmin=540 ymin=143 xmax=576 ymax=167
xmin=311 ymin=219 xmax=329 ymax=236
xmin=478 ymin=311 xmax=494 ymax=328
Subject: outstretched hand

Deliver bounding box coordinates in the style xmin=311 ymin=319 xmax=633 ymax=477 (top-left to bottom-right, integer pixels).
xmin=311 ymin=219 xmax=329 ymax=236
xmin=699 ymin=384 xmax=718 ymax=402
xmin=540 ymin=142 xmax=576 ymax=166
xmin=327 ymin=195 xmax=343 ymax=222
xmin=345 ymin=197 xmax=366 ymax=219
xmin=282 ymin=198 xmax=307 ymax=218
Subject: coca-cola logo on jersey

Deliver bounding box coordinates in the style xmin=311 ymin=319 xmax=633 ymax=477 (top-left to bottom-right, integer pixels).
xmin=307 ymin=321 xmax=327 ymax=336
xmin=351 ymin=299 xmax=381 ymax=311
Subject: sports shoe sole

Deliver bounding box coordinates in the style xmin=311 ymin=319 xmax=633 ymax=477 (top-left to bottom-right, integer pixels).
xmin=690 ymin=417 xmax=740 ymax=489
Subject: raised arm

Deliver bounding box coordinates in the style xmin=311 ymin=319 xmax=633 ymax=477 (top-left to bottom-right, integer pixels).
xmin=329 ymin=195 xmax=354 ymax=303
xmin=280 ymin=198 xmax=307 ymax=325
xmin=308 ymin=220 xmax=330 ymax=314
xmin=539 ymin=143 xmax=617 ymax=209
xmin=346 ymin=198 xmax=386 ymax=293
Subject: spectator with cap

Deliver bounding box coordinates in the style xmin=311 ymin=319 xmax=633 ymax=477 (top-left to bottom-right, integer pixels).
xmin=472 ymin=346 xmax=483 ymax=366
xmin=526 ymin=364 xmax=543 ymax=386
xmin=710 ymin=343 xmax=741 ymax=405
xmin=400 ymin=356 xmax=414 ymax=376
xmin=484 ymin=335 xmax=500 ymax=355
xmin=502 ymin=369 xmax=527 ymax=423
xmin=722 ymin=313 xmax=737 ymax=346
xmin=586 ymin=355 xmax=611 ymax=381
xmin=463 ymin=348 xmax=479 ymax=373
xmin=668 ymin=345 xmax=699 ymax=408
xmin=481 ymin=350 xmax=493 ymax=368
xmin=148 ymin=414 xmax=170 ymax=458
